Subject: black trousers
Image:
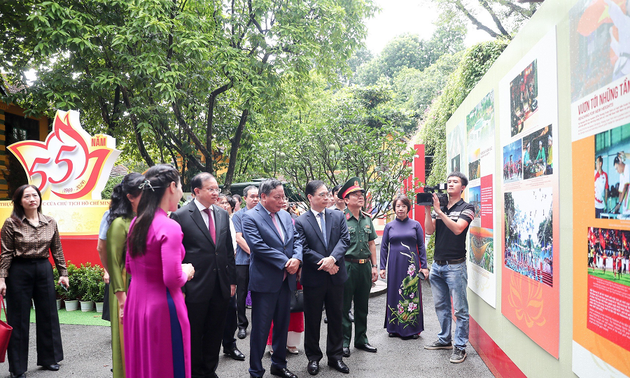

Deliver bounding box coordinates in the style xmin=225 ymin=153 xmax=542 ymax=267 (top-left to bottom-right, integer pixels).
xmin=6 ymin=258 xmax=63 ymax=376
xmin=303 ymin=278 xmax=344 ymax=362
xmin=222 ymin=294 xmax=238 ymax=350
xmin=187 ymin=282 xmax=230 ymax=378
xmin=236 ymin=265 xmax=250 ymax=329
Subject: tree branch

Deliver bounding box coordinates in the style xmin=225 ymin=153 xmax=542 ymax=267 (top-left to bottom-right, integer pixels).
xmin=223 ymin=108 xmax=250 ymax=191
xmin=171 ymin=101 xmax=212 ymax=158
xmin=477 ymin=0 xmax=510 ymax=38
xmin=119 ymin=86 xmax=155 ymax=167
xmin=454 ymin=0 xmax=501 ymax=39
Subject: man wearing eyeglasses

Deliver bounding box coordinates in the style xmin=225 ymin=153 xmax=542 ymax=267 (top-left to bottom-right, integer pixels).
xmin=296 ymin=180 xmax=350 ymax=375
xmin=242 ymin=179 xmax=302 ymax=378
xmin=171 ymin=172 xmax=236 ymax=378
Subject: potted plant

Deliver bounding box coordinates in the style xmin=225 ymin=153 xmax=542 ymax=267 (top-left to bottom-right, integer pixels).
xmin=52 ymin=266 xmax=62 ymax=310
xmin=64 ymin=263 xmax=81 ymax=311
xmin=78 ymin=263 xmax=95 ymax=312
xmin=83 ymin=265 xmax=105 ymax=312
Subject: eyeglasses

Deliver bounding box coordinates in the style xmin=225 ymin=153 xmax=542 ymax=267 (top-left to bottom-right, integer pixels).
xmin=204 ymin=187 xmax=221 ymax=193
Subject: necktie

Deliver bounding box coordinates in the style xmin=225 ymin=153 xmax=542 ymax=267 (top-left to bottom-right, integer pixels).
xmin=203 ymin=208 xmax=216 ymax=243
xmin=271 ymin=213 xmax=284 ymax=242
xmin=318 ymin=212 xmax=327 ymax=248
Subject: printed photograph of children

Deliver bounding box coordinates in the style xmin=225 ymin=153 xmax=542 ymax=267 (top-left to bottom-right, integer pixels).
xmin=504 ymin=188 xmax=554 ymax=287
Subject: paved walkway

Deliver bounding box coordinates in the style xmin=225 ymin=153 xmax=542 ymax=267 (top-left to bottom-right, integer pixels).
xmin=0 ymin=279 xmax=492 ymax=378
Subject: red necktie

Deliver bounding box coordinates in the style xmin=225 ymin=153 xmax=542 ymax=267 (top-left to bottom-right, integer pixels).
xmin=203 ymin=208 xmax=216 ymax=243
xmin=271 ymin=213 xmax=284 ymax=242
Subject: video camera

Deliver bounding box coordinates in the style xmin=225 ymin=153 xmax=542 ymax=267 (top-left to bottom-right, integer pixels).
xmin=416 ymin=183 xmax=449 ymax=207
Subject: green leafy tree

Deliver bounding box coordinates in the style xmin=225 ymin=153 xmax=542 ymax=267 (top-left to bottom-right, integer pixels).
xmin=256 ymin=83 xmax=416 ymax=219
xmin=418 ymin=40 xmax=508 ymax=187
xmin=393 ymin=51 xmax=464 ymax=121
xmin=0 ymin=0 xmax=376 ymax=191
xmin=354 ymin=22 xmax=465 ymax=86
xmin=429 ymin=0 xmax=540 ymax=40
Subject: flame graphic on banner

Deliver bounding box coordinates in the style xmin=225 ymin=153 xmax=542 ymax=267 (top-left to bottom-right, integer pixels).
xmin=7 ymin=110 xmax=121 ymax=200
xmin=507 ymin=274 xmax=546 ymax=328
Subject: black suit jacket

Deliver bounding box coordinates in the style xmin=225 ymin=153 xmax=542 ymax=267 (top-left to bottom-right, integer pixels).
xmin=171 ymin=201 xmax=236 ymax=302
xmin=295 ymin=209 xmax=350 ymax=287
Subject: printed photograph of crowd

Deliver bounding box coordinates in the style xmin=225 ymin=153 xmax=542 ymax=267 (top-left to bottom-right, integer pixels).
xmin=503 ymin=139 xmax=523 ymax=183
xmin=587 ymin=227 xmax=630 ymax=287
xmin=594 ymin=123 xmax=630 ymax=219
xmin=522 ymin=125 xmax=553 ymax=180
xmin=504 ymin=188 xmax=553 ymax=287
xmin=510 ymin=59 xmax=539 ymax=137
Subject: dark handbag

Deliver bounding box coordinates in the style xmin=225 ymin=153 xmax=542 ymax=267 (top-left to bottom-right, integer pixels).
xmin=0 ymin=295 xmax=13 ymax=363
xmin=289 ymin=289 xmax=304 ymax=313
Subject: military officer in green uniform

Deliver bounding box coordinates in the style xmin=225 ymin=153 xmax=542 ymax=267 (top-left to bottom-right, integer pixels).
xmin=339 ymin=177 xmax=378 ymax=358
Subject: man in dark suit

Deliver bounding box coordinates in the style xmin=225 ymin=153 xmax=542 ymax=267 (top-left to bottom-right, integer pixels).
xmin=242 ymin=179 xmax=302 ymax=378
xmin=171 ymin=172 xmax=236 ymax=378
xmin=296 ymin=180 xmax=350 ymax=375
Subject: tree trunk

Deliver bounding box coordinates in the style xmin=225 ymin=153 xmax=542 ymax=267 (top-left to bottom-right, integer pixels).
xmin=223 ymin=108 xmax=249 ymax=192
xmin=119 ymin=86 xmax=154 ymax=167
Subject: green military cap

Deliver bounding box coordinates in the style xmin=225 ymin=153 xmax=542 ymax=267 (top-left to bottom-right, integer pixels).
xmin=338 ymin=177 xmax=365 ymax=199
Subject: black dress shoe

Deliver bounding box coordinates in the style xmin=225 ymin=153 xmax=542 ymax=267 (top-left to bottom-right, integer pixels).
xmin=355 ymin=343 xmax=377 ymax=353
xmin=270 ymin=365 xmax=298 ymax=378
xmin=401 ymin=334 xmax=419 ymax=340
xmin=307 ymin=360 xmax=319 ymax=375
xmin=238 ymin=327 xmax=247 ymax=339
xmin=10 ymin=373 xmax=26 ymax=378
xmin=224 ymin=347 xmax=246 ymax=361
xmin=328 ymin=359 xmax=349 ymax=374
xmin=342 ymin=347 xmax=351 ymax=357
xmin=43 ymin=364 xmax=60 ymax=371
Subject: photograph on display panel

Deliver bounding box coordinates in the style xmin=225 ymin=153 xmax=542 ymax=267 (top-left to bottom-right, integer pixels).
xmin=503 ymin=139 xmax=523 ymax=183
xmin=594 ymin=123 xmax=630 ymax=219
xmin=467 ymin=91 xmax=494 ymax=181
xmin=451 ymin=155 xmax=461 ymax=174
xmin=522 ymin=126 xmax=553 ymax=181
xmin=570 ymin=0 xmax=630 ymax=103
xmin=510 ymin=60 xmax=539 ymax=137
xmin=504 ymin=188 xmax=553 ymax=287
xmin=587 ymin=227 xmax=630 ymax=285
xmin=448 ymin=120 xmax=465 ymax=173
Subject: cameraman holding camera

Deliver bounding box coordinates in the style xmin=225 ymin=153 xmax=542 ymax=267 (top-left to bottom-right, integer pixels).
xmin=423 ymin=172 xmax=475 ymax=364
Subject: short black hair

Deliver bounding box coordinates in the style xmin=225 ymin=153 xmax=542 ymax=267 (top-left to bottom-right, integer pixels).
xmin=191 ymin=172 xmax=215 ymax=192
xmin=392 ymin=195 xmax=411 ymax=211
xmin=305 ymin=180 xmax=325 ymax=197
xmin=447 ymin=171 xmax=468 ymax=188
xmin=614 ymin=155 xmax=623 ymax=165
xmin=259 ymin=179 xmax=283 ymax=196
xmin=596 ymin=155 xmax=603 ymax=164
xmin=332 ymin=185 xmax=342 ymax=196
xmin=243 ymin=185 xmax=258 ymax=198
